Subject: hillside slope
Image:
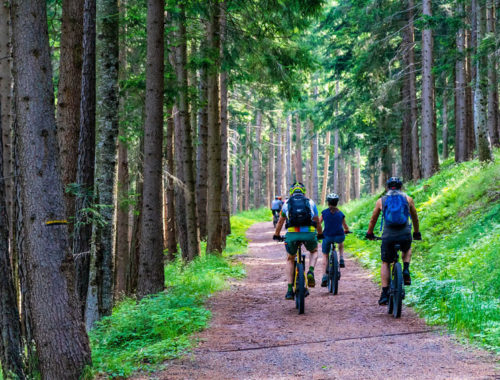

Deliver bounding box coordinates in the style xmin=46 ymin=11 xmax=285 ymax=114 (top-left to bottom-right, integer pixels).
xmin=343 ymin=151 xmax=500 ymax=352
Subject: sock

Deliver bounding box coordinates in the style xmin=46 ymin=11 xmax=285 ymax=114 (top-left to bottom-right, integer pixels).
xmin=404 ymin=262 xmax=410 ymax=271
xmin=288 ymin=284 xmax=293 ymax=291
xmin=309 ymin=266 xmax=314 ymax=272
xmin=382 ymin=286 xmax=389 ymax=294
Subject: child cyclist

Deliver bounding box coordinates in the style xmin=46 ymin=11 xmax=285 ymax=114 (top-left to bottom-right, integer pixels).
xmin=319 ymin=193 xmax=350 ymax=287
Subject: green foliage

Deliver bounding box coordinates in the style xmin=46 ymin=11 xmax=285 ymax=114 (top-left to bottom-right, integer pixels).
xmin=344 ymin=150 xmax=500 ymax=352
xmin=89 ymin=208 xmax=270 ymax=377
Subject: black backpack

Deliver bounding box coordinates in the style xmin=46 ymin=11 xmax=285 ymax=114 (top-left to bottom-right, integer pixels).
xmin=286 ymin=194 xmax=313 ymax=227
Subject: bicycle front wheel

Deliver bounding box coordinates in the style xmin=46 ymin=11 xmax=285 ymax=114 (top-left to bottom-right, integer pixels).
xmin=392 ymin=262 xmax=403 ymax=318
xmin=296 ymin=262 xmax=305 ymax=314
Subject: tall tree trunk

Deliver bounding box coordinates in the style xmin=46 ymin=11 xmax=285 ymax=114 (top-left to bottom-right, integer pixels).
xmin=127 ymin=152 xmax=142 ymax=295
xmin=175 ymin=4 xmax=199 ymax=260
xmin=466 ymin=27 xmax=476 ymax=159
xmin=57 ymin=0 xmax=84 ymax=226
xmin=86 ymin=0 xmax=119 ymax=328
xmin=456 ymin=2 xmax=468 ymax=162
xmin=206 ymin=0 xmax=223 ymax=253
xmin=286 ymin=114 xmax=292 ymax=188
xmin=333 ymin=129 xmax=339 ymax=194
xmin=137 ymin=0 xmax=165 ymax=298
xmin=421 ymin=0 xmax=440 ymax=178
xmin=232 ymin=135 xmax=238 ymax=214
xmin=442 ymin=79 xmax=449 ymax=159
xmin=275 ymin=117 xmax=282 ymax=196
xmin=73 ymin=0 xmax=96 ymax=318
xmin=252 ymin=110 xmax=262 ymax=208
xmin=311 ymin=127 xmax=319 ymax=203
xmin=220 ymin=1 xmax=230 ymax=240
xmin=320 ymin=131 xmax=331 ymax=204
xmin=474 ymin=0 xmax=494 ymax=161
xmin=11 ymin=0 xmax=91 ymax=376
xmin=486 ymin=0 xmax=499 ymax=146
xmin=165 ymin=111 xmax=177 ymax=260
xmin=337 ymin=155 xmax=345 ymax=203
xmin=401 ymin=38 xmax=413 ymax=181
xmin=269 ymin=124 xmax=275 ymax=201
xmin=196 ymin=59 xmax=208 ymax=238
xmin=0 ymin=107 xmax=24 ymax=379
xmin=294 ymin=113 xmax=303 ymax=183
xmin=407 ymin=0 xmax=420 ymax=179
xmin=344 ymin=161 xmax=351 ymax=204
xmin=244 ymin=123 xmax=250 ymax=210
xmin=354 ymin=148 xmax=361 ymax=199
xmin=238 ymin=158 xmax=243 ymax=212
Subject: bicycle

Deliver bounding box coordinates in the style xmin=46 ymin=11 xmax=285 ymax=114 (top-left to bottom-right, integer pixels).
xmin=278 ymin=236 xmax=308 ymax=314
xmin=272 ymin=210 xmax=280 ymax=227
xmin=374 ymin=236 xmax=405 ymax=318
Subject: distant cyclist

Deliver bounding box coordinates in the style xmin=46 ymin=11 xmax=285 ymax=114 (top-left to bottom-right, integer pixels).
xmin=271 ymin=196 xmax=284 ymax=226
xmin=319 ymin=193 xmax=350 ymax=287
xmin=273 ymin=182 xmax=323 ymax=299
xmin=365 ymin=177 xmax=421 ymax=305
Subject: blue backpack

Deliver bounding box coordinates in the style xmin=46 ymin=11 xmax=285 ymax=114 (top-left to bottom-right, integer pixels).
xmin=381 ymin=192 xmax=410 ymax=230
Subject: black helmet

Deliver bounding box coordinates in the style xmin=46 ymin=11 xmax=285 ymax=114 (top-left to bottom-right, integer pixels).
xmin=326 ymin=193 xmax=339 ymax=204
xmin=386 ymin=177 xmax=403 ymax=190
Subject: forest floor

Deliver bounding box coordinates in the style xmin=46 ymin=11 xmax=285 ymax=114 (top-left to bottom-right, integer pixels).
xmin=135 ymin=222 xmax=499 ymax=380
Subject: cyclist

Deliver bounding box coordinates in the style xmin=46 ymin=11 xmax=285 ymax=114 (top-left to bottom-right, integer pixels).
xmin=271 ymin=196 xmax=284 ymax=225
xmin=273 ymin=182 xmax=323 ymax=300
xmin=365 ymin=177 xmax=421 ymax=305
xmin=319 ymin=193 xmax=350 ymax=287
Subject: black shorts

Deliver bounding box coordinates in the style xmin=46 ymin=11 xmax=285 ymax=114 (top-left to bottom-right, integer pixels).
xmin=381 ymin=237 xmax=412 ymax=263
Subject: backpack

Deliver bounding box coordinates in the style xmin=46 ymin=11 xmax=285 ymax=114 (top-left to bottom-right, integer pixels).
xmin=381 ymin=192 xmax=410 ymax=230
xmin=286 ymin=194 xmax=313 ymax=227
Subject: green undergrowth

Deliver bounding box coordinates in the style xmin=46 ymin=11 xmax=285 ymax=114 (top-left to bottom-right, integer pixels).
xmin=90 ymin=208 xmax=271 ymax=377
xmin=344 ymin=150 xmax=500 ymax=352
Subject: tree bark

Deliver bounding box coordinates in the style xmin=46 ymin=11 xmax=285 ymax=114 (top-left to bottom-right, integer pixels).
xmin=165 ymin=111 xmax=177 ymax=260
xmin=311 ymin=125 xmax=319 ymax=203
xmin=73 ymin=0 xmax=96 ymax=318
xmin=196 ymin=56 xmax=208 ymax=238
xmin=11 ymin=0 xmax=91 ymax=376
xmin=421 ymin=0 xmax=440 ymax=178
xmin=455 ymin=2 xmax=468 ymax=162
xmin=244 ymin=123 xmax=250 ymax=210
xmin=474 ymin=0 xmax=494 ymax=161
xmin=269 ymin=123 xmax=275 ymax=203
xmin=320 ymin=131 xmax=331 ymax=204
xmin=354 ymin=148 xmax=361 ymax=199
xmin=294 ymin=113 xmax=303 ymax=183
xmin=333 ymin=129 xmax=339 ymax=194
xmin=232 ymin=134 xmax=238 ymax=215
xmin=486 ymin=0 xmax=499 ymax=146
xmin=57 ymin=0 xmax=84 ymax=226
xmin=206 ymin=0 xmax=223 ymax=253
xmin=252 ymin=110 xmax=262 ymax=208
xmin=442 ymin=78 xmax=449 ymax=159
xmin=86 ymin=0 xmax=119 ymax=328
xmin=286 ymin=114 xmax=292 ymax=188
xmin=465 ymin=27 xmax=476 ymax=159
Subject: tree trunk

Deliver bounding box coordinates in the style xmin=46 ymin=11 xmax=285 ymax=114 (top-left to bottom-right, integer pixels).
xmin=11 ymin=0 xmax=91 ymax=376
xmin=294 ymin=113 xmax=303 ymax=183
xmin=127 ymin=154 xmax=142 ymax=295
xmin=275 ymin=117 xmax=282 ymax=196
xmin=57 ymin=0 xmax=84 ymax=226
xmin=466 ymin=27 xmax=476 ymax=159
xmin=244 ymin=123 xmax=250 ymax=210
xmin=137 ymin=0 xmax=165 ymax=298
xmin=232 ymin=135 xmax=238 ymax=215
xmin=337 ymin=155 xmax=345 ymax=203
xmin=311 ymin=123 xmax=319 ymax=203
xmin=401 ymin=40 xmax=413 ymax=181
xmin=73 ymin=0 xmax=96 ymax=318
xmin=238 ymin=157 xmax=243 ymax=212
xmin=165 ymin=111 xmax=177 ymax=260
xmin=285 ymin=114 xmax=292 ymax=188
xmin=333 ymin=129 xmax=339 ymax=194
xmin=354 ymin=148 xmax=361 ymax=199
xmin=206 ymin=0 xmax=223 ymax=253
xmin=442 ymin=79 xmax=449 ymax=159
xmin=196 ymin=57 xmax=208 ymax=238
xmin=86 ymin=0 xmax=119 ymax=328
xmin=252 ymin=110 xmax=262 ymax=208
xmin=421 ymin=0 xmax=440 ymax=178
xmin=320 ymin=131 xmax=331 ymax=204
xmin=344 ymin=161 xmax=351 ymax=204
xmin=175 ymin=4 xmax=199 ymax=260
xmin=486 ymin=0 xmax=499 ymax=146
xmin=474 ymin=0 xmax=494 ymax=161
xmin=269 ymin=124 xmax=275 ymax=202
xmin=456 ymin=2 xmax=468 ymax=162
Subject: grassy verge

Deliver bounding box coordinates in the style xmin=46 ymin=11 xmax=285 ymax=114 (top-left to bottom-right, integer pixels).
xmin=343 ymin=150 xmax=500 ymax=352
xmin=90 ymin=208 xmax=271 ymax=377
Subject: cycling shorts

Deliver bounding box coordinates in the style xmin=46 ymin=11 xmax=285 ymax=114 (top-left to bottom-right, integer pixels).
xmin=321 ymin=235 xmax=345 ymax=254
xmin=285 ymin=232 xmax=318 ymax=256
xmin=381 ymin=236 xmax=412 ymax=263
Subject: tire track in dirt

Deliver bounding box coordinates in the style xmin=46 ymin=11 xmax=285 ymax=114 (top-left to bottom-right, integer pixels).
xmin=137 ymin=222 xmax=499 ymax=379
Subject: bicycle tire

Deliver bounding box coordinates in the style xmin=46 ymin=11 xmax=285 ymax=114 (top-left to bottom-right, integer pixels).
xmin=387 ymin=277 xmax=394 ymax=314
xmin=331 ymin=251 xmax=339 ymax=295
xmin=328 ymin=253 xmax=334 ymax=293
xmin=393 ymin=262 xmax=403 ymax=318
xmin=296 ymin=262 xmax=305 ymax=314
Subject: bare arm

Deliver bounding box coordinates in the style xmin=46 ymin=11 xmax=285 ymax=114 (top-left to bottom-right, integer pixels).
xmin=274 ymin=215 xmax=286 ymax=236
xmin=313 ymin=215 xmax=322 ymax=234
xmin=367 ymin=199 xmax=382 ymax=234
xmin=407 ymin=196 xmax=419 ymax=233
xmin=342 ymin=217 xmax=349 ymax=232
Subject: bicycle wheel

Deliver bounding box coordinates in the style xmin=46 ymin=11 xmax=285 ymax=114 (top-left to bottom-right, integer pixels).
xmin=387 ymin=274 xmax=394 ymax=315
xmin=296 ymin=262 xmax=305 ymax=314
xmin=392 ymin=262 xmax=403 ymax=318
xmin=329 ymin=251 xmax=339 ymax=295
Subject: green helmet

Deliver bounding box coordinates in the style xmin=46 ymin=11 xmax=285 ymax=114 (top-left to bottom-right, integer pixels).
xmin=289 ymin=182 xmax=306 ymax=195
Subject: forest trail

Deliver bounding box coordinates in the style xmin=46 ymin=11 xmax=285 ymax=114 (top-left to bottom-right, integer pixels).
xmin=140 ymin=222 xmax=499 ymax=380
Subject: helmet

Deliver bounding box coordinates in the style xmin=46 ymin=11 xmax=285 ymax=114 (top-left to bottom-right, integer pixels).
xmin=326 ymin=193 xmax=340 ymax=204
xmin=386 ymin=177 xmax=403 ymax=190
xmin=277 ymin=196 xmax=282 ymax=200
xmin=275 ymin=196 xmax=279 ymax=200
xmin=289 ymin=182 xmax=306 ymax=195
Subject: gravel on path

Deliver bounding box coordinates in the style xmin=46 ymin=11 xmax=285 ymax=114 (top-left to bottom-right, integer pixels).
xmin=135 ymin=222 xmax=499 ymax=380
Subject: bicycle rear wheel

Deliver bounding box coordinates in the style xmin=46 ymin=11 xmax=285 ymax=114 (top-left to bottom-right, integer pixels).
xmin=296 ymin=262 xmax=305 ymax=314
xmin=328 ymin=251 xmax=339 ymax=295
xmin=392 ymin=262 xmax=403 ymax=318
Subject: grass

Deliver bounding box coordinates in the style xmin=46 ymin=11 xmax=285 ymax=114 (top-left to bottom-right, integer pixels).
xmin=343 ymin=150 xmax=500 ymax=352
xmin=90 ymin=208 xmax=271 ymax=377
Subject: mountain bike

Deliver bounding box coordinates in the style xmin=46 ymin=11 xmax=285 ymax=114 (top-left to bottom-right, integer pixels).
xmin=272 ymin=210 xmax=280 ymax=227
xmin=323 ymin=232 xmax=350 ymax=295
xmin=374 ymin=236 xmax=405 ymax=318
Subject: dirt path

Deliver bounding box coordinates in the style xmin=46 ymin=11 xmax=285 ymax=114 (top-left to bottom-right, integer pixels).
xmin=141 ymin=222 xmax=498 ymax=379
